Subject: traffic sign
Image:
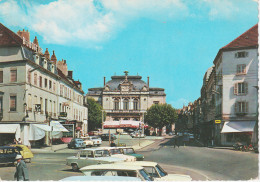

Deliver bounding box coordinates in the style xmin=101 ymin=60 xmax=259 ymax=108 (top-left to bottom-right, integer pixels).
xmin=215 ymin=120 xmax=221 ymax=124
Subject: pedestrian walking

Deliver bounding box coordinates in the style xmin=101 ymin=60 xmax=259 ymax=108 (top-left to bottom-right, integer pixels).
xmin=13 ymin=139 xmax=18 ymax=144
xmin=173 ymin=136 xmax=179 ymax=148
xmin=14 ymin=155 xmax=29 ymax=181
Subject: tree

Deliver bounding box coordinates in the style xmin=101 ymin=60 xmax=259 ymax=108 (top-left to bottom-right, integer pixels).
xmin=144 ymin=104 xmax=178 ymax=135
xmin=87 ymin=98 xmax=106 ymax=131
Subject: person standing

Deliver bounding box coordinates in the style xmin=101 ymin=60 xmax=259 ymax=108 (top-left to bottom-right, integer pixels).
xmin=110 ymin=140 xmax=116 ymax=147
xmin=17 ymin=138 xmax=22 ymax=144
xmin=14 ymin=155 xmax=29 ymax=181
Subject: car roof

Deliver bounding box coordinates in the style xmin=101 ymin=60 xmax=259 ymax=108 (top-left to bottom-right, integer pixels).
xmin=0 ymin=146 xmax=17 ymax=149
xmin=80 ymin=164 xmax=144 ymax=171
xmin=117 ymin=147 xmax=134 ymax=149
xmin=79 ymin=148 xmax=108 ymax=151
xmin=118 ymin=161 xmax=157 ymax=167
xmin=61 ymin=176 xmax=141 ymax=181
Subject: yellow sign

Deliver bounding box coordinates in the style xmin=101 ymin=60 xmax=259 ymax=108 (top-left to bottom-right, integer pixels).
xmin=215 ymin=120 xmax=221 ymax=124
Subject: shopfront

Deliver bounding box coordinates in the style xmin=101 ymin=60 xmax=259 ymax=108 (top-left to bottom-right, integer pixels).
xmin=221 ymin=121 xmax=256 ymax=146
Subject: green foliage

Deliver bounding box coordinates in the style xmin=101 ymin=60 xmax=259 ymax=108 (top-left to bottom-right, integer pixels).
xmin=87 ymin=98 xmax=106 ymax=131
xmin=144 ymin=104 xmax=178 ymax=129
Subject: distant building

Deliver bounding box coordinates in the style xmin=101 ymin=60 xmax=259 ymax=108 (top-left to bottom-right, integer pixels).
xmin=87 ymin=71 xmax=166 ymax=129
xmin=214 ymin=24 xmax=258 ymax=146
xmin=0 ymin=23 xmax=88 ymax=146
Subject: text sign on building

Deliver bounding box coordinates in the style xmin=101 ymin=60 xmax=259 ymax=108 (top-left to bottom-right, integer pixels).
xmin=59 ymin=112 xmax=67 ymax=117
xmin=35 ymin=104 xmax=41 ymax=112
xmin=215 ymin=120 xmax=221 ymax=124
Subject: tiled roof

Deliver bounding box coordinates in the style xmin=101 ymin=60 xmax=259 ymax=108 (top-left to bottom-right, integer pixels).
xmin=106 ymin=75 xmax=147 ymax=90
xmin=222 ymin=24 xmax=258 ymax=49
xmin=0 ymin=23 xmax=23 ymax=46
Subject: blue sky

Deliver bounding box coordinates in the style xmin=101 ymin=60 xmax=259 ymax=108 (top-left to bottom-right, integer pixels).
xmin=0 ymin=0 xmax=258 ymax=108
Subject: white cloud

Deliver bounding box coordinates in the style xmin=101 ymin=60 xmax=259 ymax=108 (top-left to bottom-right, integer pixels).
xmin=0 ymin=0 xmax=256 ymax=47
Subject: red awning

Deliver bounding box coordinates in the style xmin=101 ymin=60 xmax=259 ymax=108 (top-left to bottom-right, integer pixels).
xmin=76 ymin=127 xmax=81 ymax=131
xmin=103 ymin=121 xmax=144 ymax=128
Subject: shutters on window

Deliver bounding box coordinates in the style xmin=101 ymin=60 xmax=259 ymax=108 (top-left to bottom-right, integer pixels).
xmin=245 ymin=82 xmax=248 ymax=94
xmin=234 ymin=83 xmax=238 ymax=95
xmin=10 ymin=69 xmax=17 ymax=82
xmin=0 ymin=71 xmax=3 ymax=83
xmin=10 ymin=96 xmax=16 ymax=111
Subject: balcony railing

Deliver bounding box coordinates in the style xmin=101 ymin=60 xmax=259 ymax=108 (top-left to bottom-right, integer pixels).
xmin=110 ymin=110 xmax=142 ymax=113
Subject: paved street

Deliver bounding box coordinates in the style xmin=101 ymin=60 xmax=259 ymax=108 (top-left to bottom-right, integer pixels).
xmin=0 ymin=136 xmax=258 ymax=181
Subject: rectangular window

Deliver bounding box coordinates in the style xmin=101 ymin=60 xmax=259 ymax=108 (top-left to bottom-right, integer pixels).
xmin=0 ymin=70 xmax=3 ymax=83
xmin=0 ymin=96 xmax=3 ymax=114
xmin=235 ymin=101 xmax=248 ymax=114
xmin=49 ymin=80 xmax=52 ymax=90
xmin=53 ymin=82 xmax=56 ymax=92
xmin=28 ymin=94 xmax=32 ymax=111
xmin=40 ymin=97 xmax=43 ymax=113
xmin=153 ymin=101 xmax=159 ymax=105
xmin=34 ymin=73 xmax=37 ymax=86
xmin=10 ymin=69 xmax=17 ymax=82
xmin=28 ymin=71 xmax=31 ymax=84
xmin=45 ymin=78 xmax=48 ymax=88
xmin=235 ymin=51 xmax=248 ymax=58
xmin=60 ymin=85 xmax=63 ymax=96
xmin=234 ymin=82 xmax=248 ymax=95
xmin=39 ymin=76 xmax=42 ymax=87
xmin=10 ymin=95 xmax=17 ymax=111
xmin=237 ymin=64 xmax=246 ymax=74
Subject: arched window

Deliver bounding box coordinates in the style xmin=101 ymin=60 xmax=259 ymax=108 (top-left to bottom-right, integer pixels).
xmin=114 ymin=98 xmax=119 ymax=110
xmin=133 ymin=99 xmax=139 ymax=110
xmin=123 ymin=99 xmax=129 ymax=111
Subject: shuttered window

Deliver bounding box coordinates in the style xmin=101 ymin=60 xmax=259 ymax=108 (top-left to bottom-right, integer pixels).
xmin=235 ymin=51 xmax=249 ymax=58
xmin=10 ymin=69 xmax=17 ymax=82
xmin=10 ymin=95 xmax=17 ymax=111
xmin=28 ymin=71 xmax=31 ymax=84
xmin=34 ymin=73 xmax=37 ymax=86
xmin=237 ymin=64 xmax=246 ymax=74
xmin=0 ymin=70 xmax=3 ymax=83
xmin=234 ymin=82 xmax=248 ymax=95
xmin=39 ymin=76 xmax=42 ymax=87
xmin=235 ymin=101 xmax=248 ymax=114
xmin=44 ymin=78 xmax=47 ymax=88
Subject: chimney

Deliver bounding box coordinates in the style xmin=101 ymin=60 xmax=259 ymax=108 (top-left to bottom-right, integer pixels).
xmin=68 ymin=71 xmax=73 ymax=79
xmin=104 ymin=77 xmax=106 ymax=86
xmin=17 ymin=29 xmax=30 ymax=42
xmin=33 ymin=36 xmax=39 ymax=46
xmin=51 ymin=50 xmax=57 ymax=64
xmin=147 ymin=77 xmax=150 ymax=88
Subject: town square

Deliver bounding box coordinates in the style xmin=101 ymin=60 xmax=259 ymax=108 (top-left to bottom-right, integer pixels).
xmin=0 ymin=0 xmax=259 ymax=181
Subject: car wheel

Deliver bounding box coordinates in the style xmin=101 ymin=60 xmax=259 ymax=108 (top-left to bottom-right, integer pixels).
xmin=72 ymin=164 xmax=79 ymax=171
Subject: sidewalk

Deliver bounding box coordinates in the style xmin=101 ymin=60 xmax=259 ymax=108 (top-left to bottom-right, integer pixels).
xmin=31 ymin=136 xmax=161 ymax=153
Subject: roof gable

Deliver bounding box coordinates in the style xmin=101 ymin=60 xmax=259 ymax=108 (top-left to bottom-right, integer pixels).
xmin=0 ymin=23 xmax=23 ymax=47
xmin=222 ymin=24 xmax=258 ymax=49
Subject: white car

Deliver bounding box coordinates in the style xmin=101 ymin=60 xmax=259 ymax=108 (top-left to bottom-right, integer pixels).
xmin=81 ymin=137 xmax=94 ymax=147
xmin=130 ymin=131 xmax=145 ymax=138
xmin=99 ymin=147 xmax=136 ymax=162
xmin=89 ymin=136 xmax=102 ymax=146
xmin=80 ymin=164 xmax=153 ymax=181
xmin=121 ymin=161 xmax=192 ymax=181
xmin=66 ymin=148 xmax=124 ymax=171
xmin=61 ymin=176 xmax=141 ymax=181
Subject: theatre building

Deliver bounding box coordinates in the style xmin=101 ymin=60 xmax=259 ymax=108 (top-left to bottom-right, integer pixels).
xmin=0 ymin=23 xmax=88 ymax=147
xmin=87 ymin=71 xmax=166 ymax=130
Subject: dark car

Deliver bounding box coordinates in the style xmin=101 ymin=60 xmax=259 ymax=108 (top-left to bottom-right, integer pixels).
xmin=100 ymin=134 xmax=117 ymax=141
xmin=68 ymin=138 xmax=86 ymax=149
xmin=0 ymin=146 xmax=20 ymax=166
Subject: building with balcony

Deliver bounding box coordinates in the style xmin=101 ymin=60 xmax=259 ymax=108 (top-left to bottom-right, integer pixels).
xmin=87 ymin=71 xmax=166 ymax=129
xmin=214 ymin=24 xmax=258 ymax=146
xmin=0 ymin=23 xmax=88 ymax=146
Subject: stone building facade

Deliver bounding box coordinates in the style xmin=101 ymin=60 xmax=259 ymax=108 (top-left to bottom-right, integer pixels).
xmin=87 ymin=72 xmax=166 ymax=129
xmin=0 ymin=23 xmax=88 ymax=146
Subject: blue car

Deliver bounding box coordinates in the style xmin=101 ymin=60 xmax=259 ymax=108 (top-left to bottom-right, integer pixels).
xmin=68 ymin=138 xmax=86 ymax=149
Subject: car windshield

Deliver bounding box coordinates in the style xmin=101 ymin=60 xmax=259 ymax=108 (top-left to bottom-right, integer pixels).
xmin=91 ymin=137 xmax=100 ymax=140
xmin=110 ymin=149 xmax=121 ymax=154
xmin=139 ymin=169 xmax=153 ymax=181
xmin=94 ymin=150 xmax=110 ymax=157
xmin=155 ymin=165 xmax=167 ymax=177
xmin=76 ymin=139 xmax=83 ymax=142
xmin=143 ymin=167 xmax=159 ymax=178
xmin=123 ymin=148 xmax=135 ymax=154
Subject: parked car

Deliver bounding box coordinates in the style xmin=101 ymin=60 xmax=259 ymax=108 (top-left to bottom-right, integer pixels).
xmin=61 ymin=176 xmax=142 ymax=181
xmin=66 ymin=148 xmax=125 ymax=171
xmin=88 ymin=131 xmax=99 ymax=136
xmin=99 ymin=147 xmax=136 ymax=162
xmin=89 ymin=136 xmax=102 ymax=146
xmin=81 ymin=137 xmax=94 ymax=147
xmin=121 ymin=161 xmax=192 ymax=181
xmin=10 ymin=145 xmax=34 ymax=163
xmin=68 ymin=138 xmax=86 ymax=149
xmin=130 ymin=131 xmax=145 ymax=138
xmin=0 ymin=146 xmax=20 ymax=166
xmin=100 ymin=134 xmax=117 ymax=141
xmin=80 ymin=164 xmax=153 ymax=181
xmin=118 ymin=147 xmax=144 ymax=161
xmin=188 ymin=133 xmax=194 ymax=140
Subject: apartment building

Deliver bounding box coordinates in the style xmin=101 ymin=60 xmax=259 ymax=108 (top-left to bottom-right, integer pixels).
xmin=0 ymin=23 xmax=88 ymax=146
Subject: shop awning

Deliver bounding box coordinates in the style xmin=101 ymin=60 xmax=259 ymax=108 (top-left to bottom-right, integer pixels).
xmin=104 ymin=121 xmax=120 ymax=128
xmin=33 ymin=124 xmax=51 ymax=131
xmin=104 ymin=121 xmax=143 ymax=128
xmin=0 ymin=124 xmax=20 ymax=133
xmin=50 ymin=121 xmax=69 ymax=132
xmin=221 ymin=121 xmax=256 ymax=133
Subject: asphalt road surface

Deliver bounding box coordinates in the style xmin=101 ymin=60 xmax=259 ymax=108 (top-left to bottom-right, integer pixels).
xmin=0 ymin=137 xmax=258 ymax=181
